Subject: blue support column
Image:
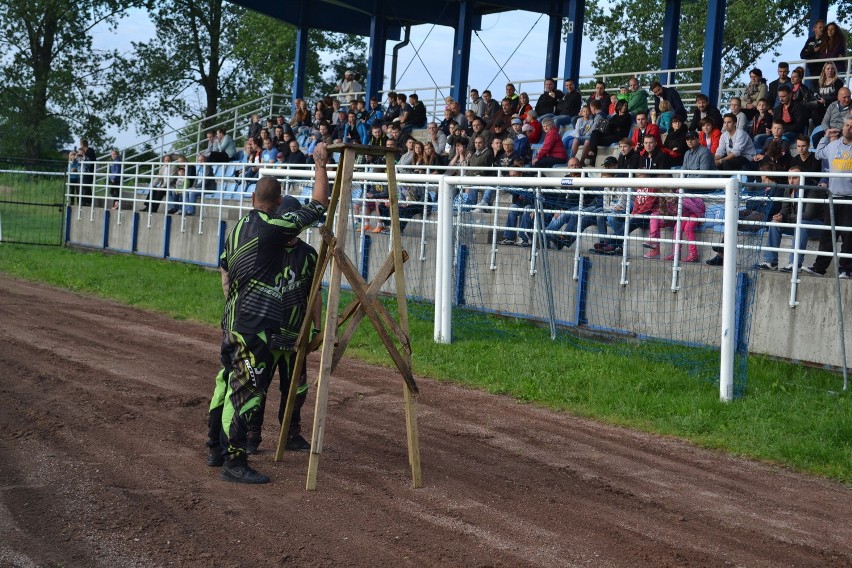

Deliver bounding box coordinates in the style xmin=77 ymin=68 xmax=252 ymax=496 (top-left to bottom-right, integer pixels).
xmin=563 ymin=0 xmax=585 ymax=82
xmin=450 ymin=0 xmax=473 ymax=109
xmin=366 ymin=14 xmax=387 ymax=100
xmin=700 ymin=0 xmax=726 ymax=106
xmin=292 ymin=26 xmax=308 ymax=100
xmin=544 ymin=2 xmax=566 ymax=80
xmin=809 ymin=0 xmax=828 ymax=29
xmin=660 ymin=0 xmax=682 ymax=85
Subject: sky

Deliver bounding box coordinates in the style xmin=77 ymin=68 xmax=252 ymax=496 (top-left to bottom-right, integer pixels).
xmin=94 ymin=7 xmax=835 ymax=148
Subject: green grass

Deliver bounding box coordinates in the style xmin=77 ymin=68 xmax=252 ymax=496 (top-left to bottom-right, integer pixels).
xmin=0 ymin=243 xmax=849 ymax=484
xmin=0 ymin=171 xmax=66 ymax=245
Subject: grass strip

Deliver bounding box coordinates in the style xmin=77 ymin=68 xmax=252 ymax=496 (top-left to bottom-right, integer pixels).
xmin=0 ymin=243 xmax=849 ymax=484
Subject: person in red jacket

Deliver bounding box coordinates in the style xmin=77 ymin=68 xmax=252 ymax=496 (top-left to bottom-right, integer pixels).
xmin=698 ymin=118 xmax=721 ymax=155
xmin=532 ymin=117 xmax=568 ymax=168
xmin=630 ymin=111 xmax=662 ymax=150
xmin=523 ymin=111 xmax=543 ymax=144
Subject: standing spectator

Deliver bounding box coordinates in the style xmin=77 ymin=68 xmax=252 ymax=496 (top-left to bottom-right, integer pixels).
xmin=108 ymin=149 xmax=122 ymax=210
xmin=335 ymin=70 xmax=361 ymax=102
xmin=741 ymin=68 xmax=769 ymax=119
xmin=767 ymin=62 xmax=792 ymax=107
xmin=650 ymin=81 xmax=685 ymax=116
xmin=141 ymin=154 xmax=173 ymax=213
xmin=715 ymin=113 xmax=756 ymax=170
xmin=67 ymin=151 xmax=80 ymax=194
xmin=247 ymin=114 xmax=262 ymax=140
xmin=823 ymin=22 xmax=848 ymax=72
xmin=803 ymin=116 xmax=852 ymax=277
xmin=760 ymin=166 xmax=825 ymax=271
xmin=78 ymin=138 xmax=95 ymax=207
xmin=643 ymin=191 xmax=704 ymax=262
xmin=800 ymin=19 xmax=827 ymax=87
xmin=688 ymin=93 xmax=723 ymax=132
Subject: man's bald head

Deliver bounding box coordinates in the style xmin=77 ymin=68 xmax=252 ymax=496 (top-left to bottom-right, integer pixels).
xmin=254 ymin=176 xmax=282 ymax=210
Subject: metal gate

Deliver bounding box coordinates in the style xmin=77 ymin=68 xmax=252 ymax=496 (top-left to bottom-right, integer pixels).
xmin=0 ymin=169 xmax=66 ymax=246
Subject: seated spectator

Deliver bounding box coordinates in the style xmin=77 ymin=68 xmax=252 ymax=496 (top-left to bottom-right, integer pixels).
xmin=643 ymin=191 xmax=704 ymax=262
xmin=421 ymin=141 xmax=447 ymax=168
xmin=698 ymin=118 xmax=721 ymax=155
xmin=589 ymin=156 xmax=625 ymax=254
xmin=823 ymin=22 xmax=848 ymax=72
xmin=630 ymin=110 xmax=662 ymax=151
xmin=565 ymin=104 xmax=602 ymax=159
xmin=789 ymin=67 xmax=815 ymax=112
xmin=554 ymin=79 xmax=582 ymax=129
xmin=490 ymin=98 xmax=515 ymax=135
xmin=656 ymin=99 xmax=674 ymax=133
xmin=607 ymin=93 xmax=619 ymax=116
xmin=754 ymin=120 xmax=791 ymax=166
xmin=580 ymin=99 xmax=632 ymax=166
xmin=401 ymin=93 xmax=427 ymax=134
xmin=260 ymin=137 xmax=279 ymax=163
xmin=532 ymin=118 xmax=568 ymax=168
xmin=342 ymin=112 xmax=362 ymax=144
xmin=627 ymin=77 xmax=649 ymax=116
xmin=497 ymin=137 xmax=519 ymax=167
xmin=810 ymin=62 xmax=845 ymax=130
xmin=498 ymin=161 xmax=535 ymax=246
xmin=207 ymin=128 xmax=236 ymax=163
xmin=397 ymin=137 xmax=416 ymax=166
xmin=534 ymin=78 xmax=563 ymax=120
xmin=682 ymin=130 xmax=716 ymax=172
xmin=365 ymin=96 xmax=384 ymax=126
xmin=284 ymin=140 xmax=306 ymax=164
xmin=523 ymin=111 xmax=543 ymax=144
xmin=689 ymin=93 xmax=723 ymax=131
xmin=616 ymin=137 xmax=640 ymax=170
xmin=185 ymin=153 xmax=214 ymax=216
xmin=548 ymin=157 xmax=616 ymax=251
xmin=714 ymin=113 xmax=756 ymax=170
xmin=650 ymin=81 xmax=686 ymax=116
xmin=517 ymin=92 xmax=533 ymax=120
xmin=290 ymin=99 xmax=312 ymax=143
xmin=638 ymin=136 xmax=670 ymax=170
xmin=480 ymin=90 xmax=500 ymax=127
xmin=751 ymin=98 xmax=774 ymax=147
xmin=464 ymin=135 xmax=495 ymax=206
xmin=541 ymin=158 xmax=583 ymax=248
xmin=447 ymin=139 xmax=471 ymax=176
xmin=383 ymin=92 xmax=401 ymax=125
xmin=510 ymin=118 xmax=531 ymax=163
xmin=759 ymin=166 xmax=825 ymax=270
xmin=789 ymin=135 xmax=822 ymax=173
xmin=728 ymin=97 xmax=747 ymax=130
xmin=767 ymin=62 xmax=792 ymax=107
xmin=425 ymin=122 xmax=448 ymax=155
xmin=263 ymin=116 xmax=275 ymax=139
xmin=446 ymin=124 xmax=467 ymax=161
xmin=587 ymin=80 xmax=609 ymax=109
xmin=467 ymin=118 xmax=493 ymax=153
xmin=661 ymin=114 xmax=688 ymax=167
xmin=606 ymin=172 xmax=657 ymax=252
xmin=817 ymin=86 xmax=851 ymax=147
xmin=469 ymin=88 xmax=486 ymax=118
xmin=504 ymin=83 xmax=520 ymax=113
xmin=449 ymin=100 xmax=467 ymax=130
xmin=741 ymin=68 xmax=768 ymax=119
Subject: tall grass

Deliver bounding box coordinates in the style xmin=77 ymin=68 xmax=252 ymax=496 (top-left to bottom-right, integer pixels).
xmin=0 ymin=243 xmax=849 ymax=484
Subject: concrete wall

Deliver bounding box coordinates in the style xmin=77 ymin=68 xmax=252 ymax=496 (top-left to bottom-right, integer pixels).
xmin=65 ymin=206 xmax=852 ymax=369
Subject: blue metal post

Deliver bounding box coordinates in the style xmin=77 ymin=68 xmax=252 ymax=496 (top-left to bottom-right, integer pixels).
xmin=163 ymin=215 xmax=171 ymax=259
xmin=360 ymin=235 xmax=372 ymax=281
xmin=574 ymin=256 xmax=590 ymax=326
xmin=454 ymin=244 xmax=468 ymax=306
xmin=544 ymin=2 xmax=567 ymax=81
xmin=660 ymin=0 xmax=682 ymax=85
xmin=450 ymin=0 xmax=473 ymax=109
xmin=563 ymin=0 xmax=585 ymax=83
xmin=700 ymin=0 xmax=726 ymax=106
xmin=366 ymin=14 xmax=387 ymax=100
xmin=809 ymin=0 xmax=828 ymax=30
xmin=217 ymin=221 xmax=227 ymax=267
xmin=292 ymin=26 xmax=308 ymax=100
xmin=103 ymin=211 xmax=110 ymax=249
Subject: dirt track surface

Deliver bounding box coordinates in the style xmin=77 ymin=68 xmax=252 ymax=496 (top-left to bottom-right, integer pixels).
xmin=0 ymin=274 xmax=850 ymax=568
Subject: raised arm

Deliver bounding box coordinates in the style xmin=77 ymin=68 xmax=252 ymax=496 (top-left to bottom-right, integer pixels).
xmin=311 ymin=142 xmax=330 ymax=207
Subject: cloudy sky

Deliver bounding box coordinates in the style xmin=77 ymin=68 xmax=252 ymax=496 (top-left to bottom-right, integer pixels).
xmin=95 ymin=7 xmax=835 ymax=147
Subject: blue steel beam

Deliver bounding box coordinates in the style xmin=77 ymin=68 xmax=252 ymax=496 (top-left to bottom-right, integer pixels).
xmin=563 ymin=0 xmax=585 ymax=82
xmin=450 ymin=0 xmax=474 ymax=108
xmin=292 ymin=26 xmax=308 ymax=99
xmin=700 ymin=0 xmax=726 ymax=106
xmin=809 ymin=0 xmax=828 ymax=29
xmin=366 ymin=13 xmax=387 ymax=99
xmin=660 ymin=0 xmax=681 ymax=85
xmin=544 ymin=1 xmax=567 ymax=80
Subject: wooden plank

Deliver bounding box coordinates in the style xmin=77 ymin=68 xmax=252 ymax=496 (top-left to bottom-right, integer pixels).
xmin=306 ymin=147 xmax=357 ymax=491
xmin=404 ymin=382 xmax=423 ymax=488
xmin=325 ymin=142 xmax=401 ymax=157
xmin=385 ymin=153 xmax=411 ymax=366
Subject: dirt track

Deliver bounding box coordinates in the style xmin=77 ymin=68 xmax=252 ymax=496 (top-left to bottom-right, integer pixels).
xmin=0 ymin=273 xmax=850 ymax=568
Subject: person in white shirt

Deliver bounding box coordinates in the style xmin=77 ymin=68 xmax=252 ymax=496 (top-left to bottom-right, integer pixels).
xmin=714 ymin=113 xmax=756 ymax=171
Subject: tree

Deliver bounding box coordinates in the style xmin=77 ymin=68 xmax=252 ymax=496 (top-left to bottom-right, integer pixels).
xmin=114 ymin=3 xmax=369 ymax=140
xmin=574 ymin=0 xmax=851 ymax=87
xmin=0 ymin=0 xmax=140 ymax=158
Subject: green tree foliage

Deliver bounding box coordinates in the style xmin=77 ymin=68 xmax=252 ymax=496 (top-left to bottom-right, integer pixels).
xmin=114 ymin=2 xmax=368 ymax=139
xmin=576 ymin=0 xmax=851 ymax=85
xmin=0 ymin=0 xmax=139 ymax=159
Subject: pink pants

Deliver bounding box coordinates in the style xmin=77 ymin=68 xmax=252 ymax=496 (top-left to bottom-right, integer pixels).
xmin=649 ymin=215 xmax=699 ymax=258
